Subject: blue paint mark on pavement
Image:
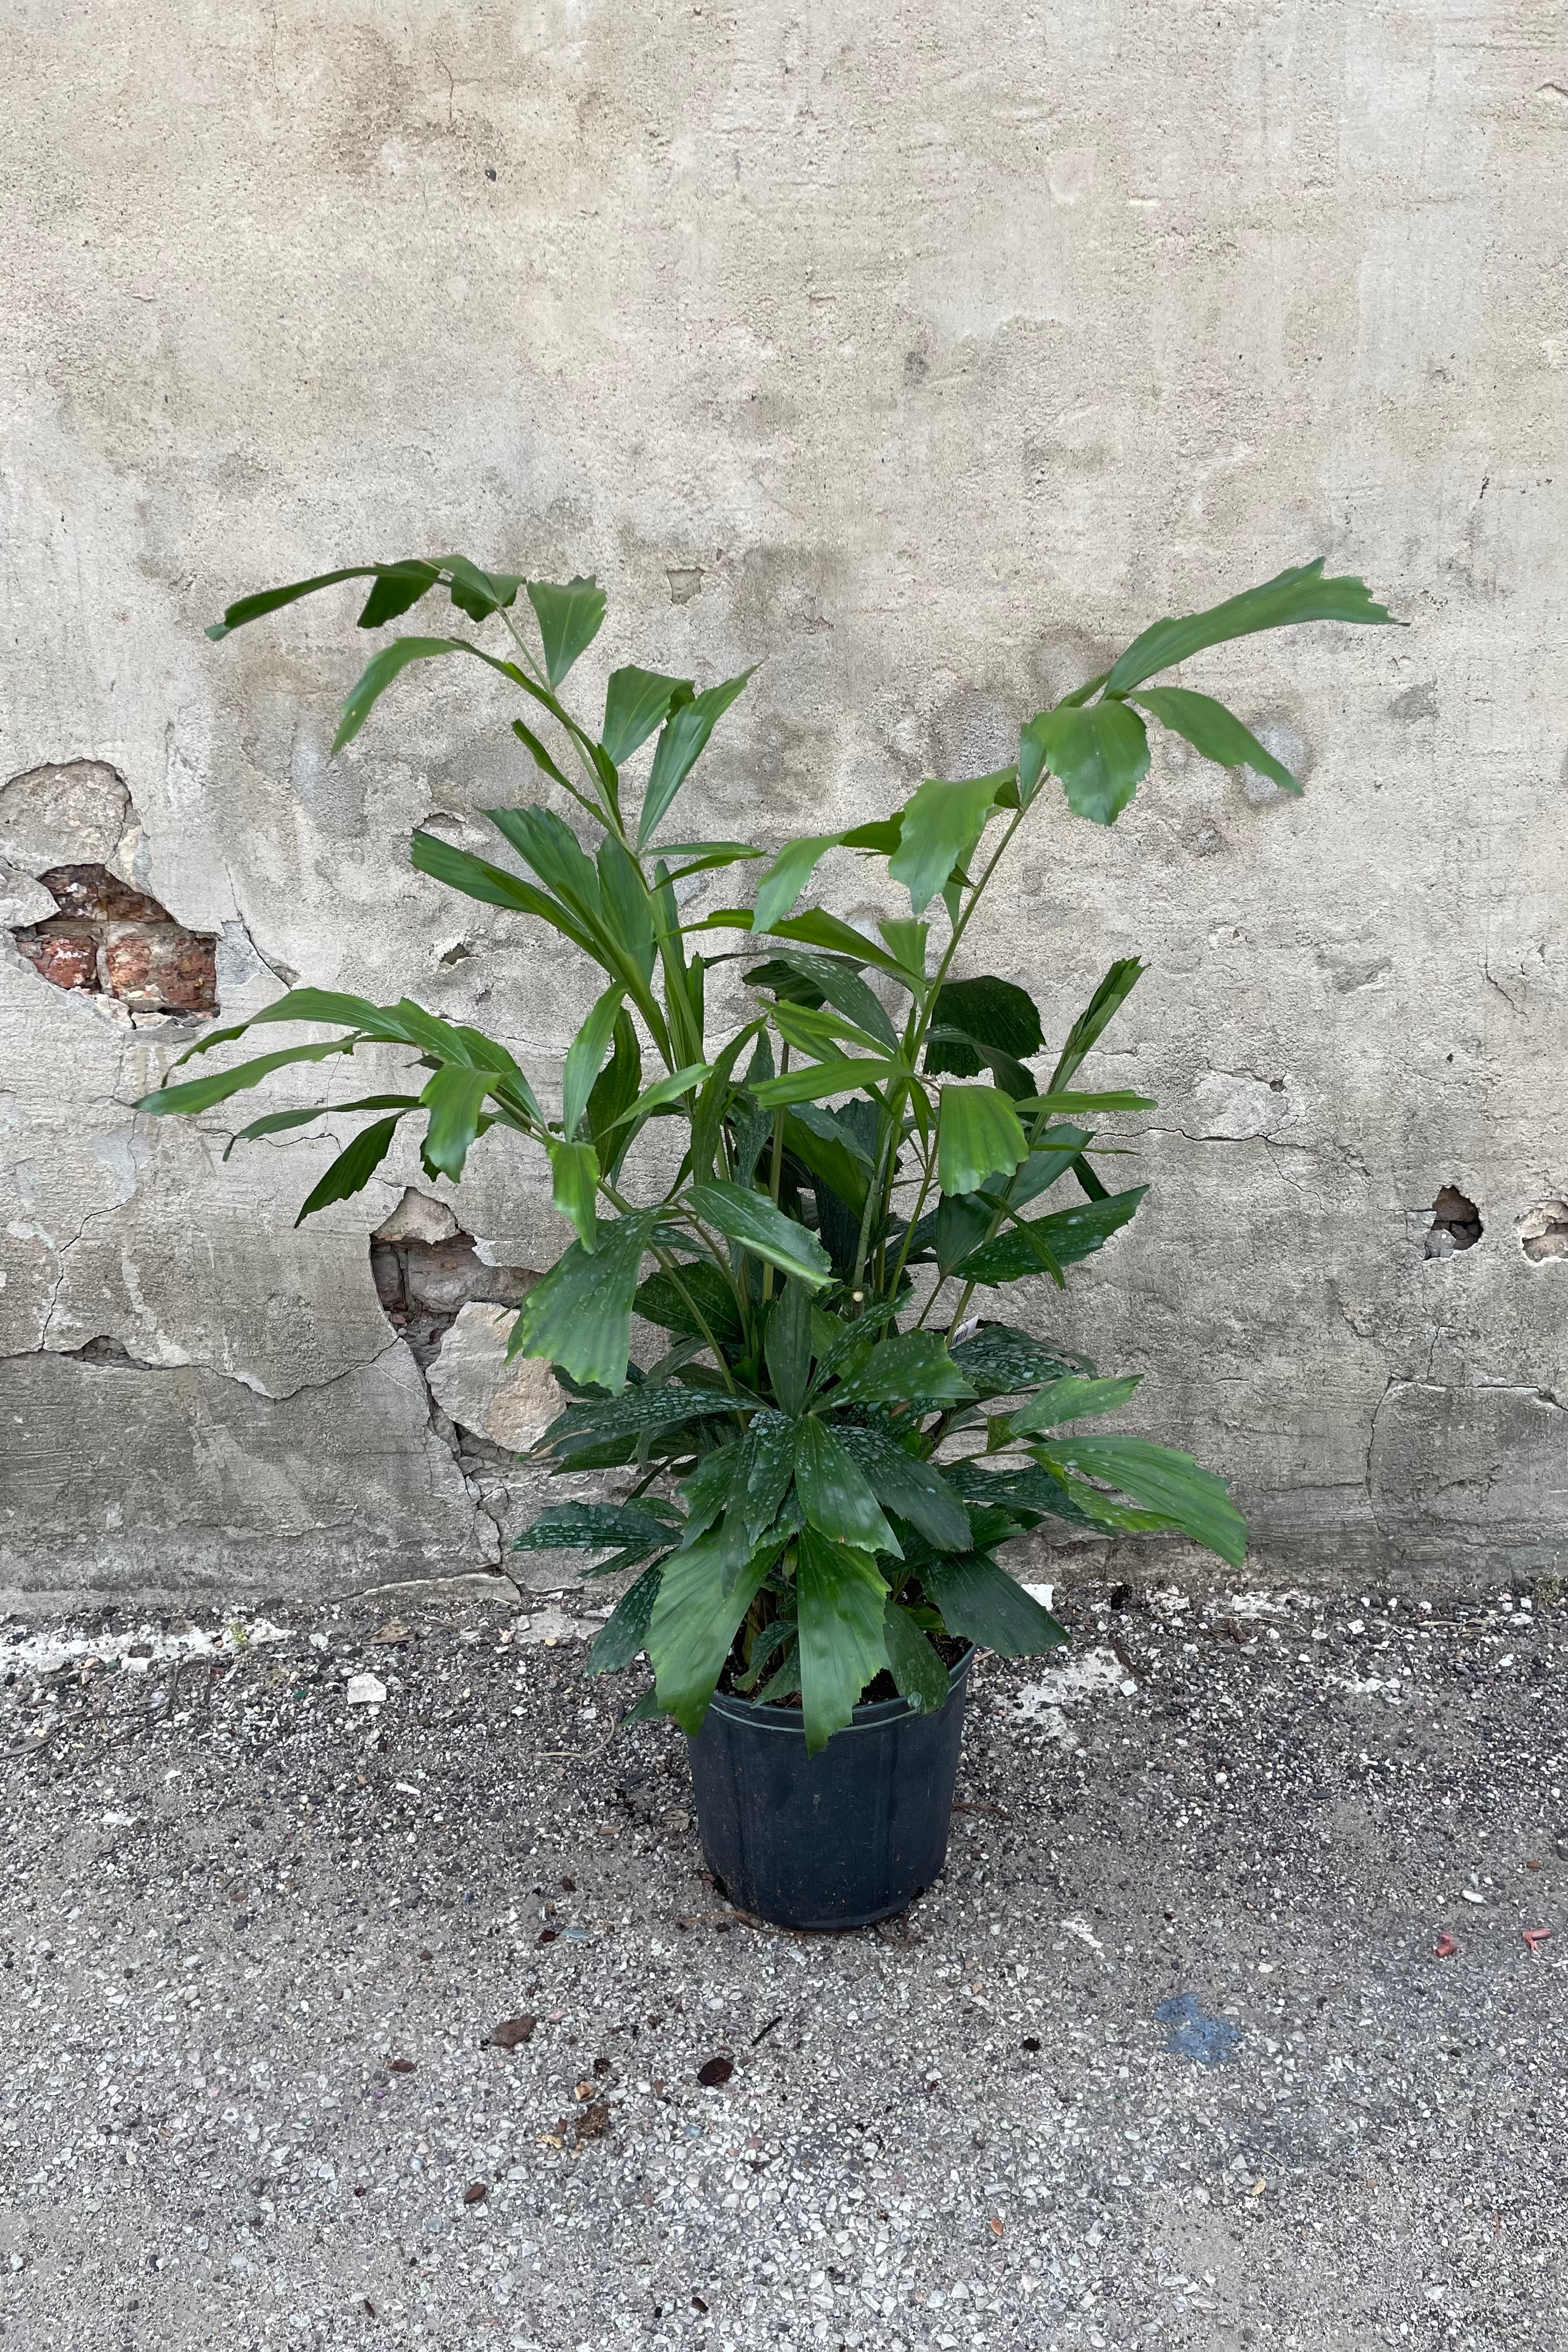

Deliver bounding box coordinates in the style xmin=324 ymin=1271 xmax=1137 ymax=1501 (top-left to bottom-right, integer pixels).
xmin=1154 ymin=1992 xmax=1241 ymax=2066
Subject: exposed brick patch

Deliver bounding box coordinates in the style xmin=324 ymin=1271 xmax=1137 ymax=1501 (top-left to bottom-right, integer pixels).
xmin=17 ymin=926 xmax=97 ymax=992
xmin=100 ymin=921 xmax=218 ymax=1011
xmin=37 ymin=868 xmax=165 ymax=922
xmin=10 ymin=862 xmax=218 ymax=1014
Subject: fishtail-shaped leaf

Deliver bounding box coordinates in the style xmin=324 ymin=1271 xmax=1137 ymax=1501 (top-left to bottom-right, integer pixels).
xmin=796 ymin=1530 xmax=890 ymax=1754
xmin=1129 ymin=687 xmax=1300 ymax=794
xmin=881 ymin=1599 xmax=949 ymax=1713
xmin=771 ymin=999 xmax=898 ymax=1064
xmin=1027 ymin=1434 xmax=1247 ymax=1566
xmin=587 ymin=1563 xmax=666 ymax=1675
xmin=633 ymin=1262 xmax=743 ymax=1348
xmin=602 ymin=667 xmax=695 ymax=765
xmin=596 ymin=836 xmax=657 ymax=982
xmin=794 ymin=1418 xmax=900 ymax=1555
xmin=945 ymin=1458 xmax=1101 ymax=1530
xmin=687 ymin=1181 xmax=833 ymax=1287
xmin=751 ymin=832 xmax=848 ymax=934
xmin=485 ymin=806 xmax=605 ymax=928
xmin=887 ymin=772 xmax=1008 ymax=916
xmin=752 ymin=946 xmax=901 ymax=1051
xmin=356 ymin=561 xmax=443 ymax=628
xmin=832 ymin=1423 xmax=971 ymax=1550
xmin=638 ymin=669 xmax=756 ymax=848
xmin=222 ymin=1094 xmax=421 ymax=1158
xmin=1104 ymin=559 xmax=1398 ymax=696
xmin=443 ymin=556 xmax=523 ymax=624
xmin=953 ymin=1186 xmax=1146 ymax=1284
xmin=726 ymin=1409 xmax=798 ymax=1548
xmin=1013 ymin=1090 xmax=1154 ymax=1116
xmin=513 ymin=1502 xmax=681 ymax=1552
xmin=688 ymin=1022 xmax=765 ymax=1186
xmin=920 ymin=1552 xmax=1068 ymax=1657
xmin=949 ymin=1322 xmax=1095 ymax=1396
xmin=134 ymin=1036 xmax=358 ymax=1118
xmin=1045 ymin=959 xmax=1146 ymax=1095
xmin=165 ymin=984 xmax=415 ymax=1069
xmin=544 ymin=1138 xmax=600 ymax=1250
xmin=410 ymin=830 xmax=597 ymax=955
xmin=507 ymin=1209 xmax=658 ymax=1391
xmin=540 ymin=1378 xmax=732 ymax=1460
xmin=1029 ymin=699 xmax=1151 ymax=826
xmin=750 ymin=1056 xmax=901 ymax=1108
xmin=781 ymin=1109 xmax=870 ymax=1217
xmin=509 ymin=716 xmax=572 ymax=792
xmin=822 ymin=1331 xmax=975 ymax=1410
xmin=648 ymin=1532 xmax=777 ymax=1734
xmin=1008 ymin=1374 xmax=1142 ymax=1434
xmin=525 ymin=576 xmax=608 ymax=686
xmin=937 ymin=1085 xmax=1030 ymax=1196
xmin=332 ymin=636 xmax=534 ymax=755
xmin=586 ymin=1011 xmax=642 ymax=1177
xmin=561 ymin=986 xmax=626 ymax=1141
xmin=207 ymin=564 xmax=415 ymax=640
xmin=293 ymin=1114 xmax=405 ymax=1224
xmin=419 ymin=1065 xmax=495 ymax=1181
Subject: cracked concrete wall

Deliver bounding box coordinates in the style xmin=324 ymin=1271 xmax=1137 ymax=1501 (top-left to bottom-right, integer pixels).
xmin=1 ymin=2 xmax=1564 ymax=1604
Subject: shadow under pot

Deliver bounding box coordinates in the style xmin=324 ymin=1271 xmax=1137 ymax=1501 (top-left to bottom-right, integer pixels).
xmin=684 ymin=1647 xmax=975 ymax=1931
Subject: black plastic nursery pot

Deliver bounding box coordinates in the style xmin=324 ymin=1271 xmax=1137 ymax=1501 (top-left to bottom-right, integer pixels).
xmin=685 ymin=1648 xmax=975 ymax=1931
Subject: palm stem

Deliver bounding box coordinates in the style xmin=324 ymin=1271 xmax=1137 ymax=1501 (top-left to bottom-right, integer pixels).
xmin=492 ymin=598 xmax=623 ymax=836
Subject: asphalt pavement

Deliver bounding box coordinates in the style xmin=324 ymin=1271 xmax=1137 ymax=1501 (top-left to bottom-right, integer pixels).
xmin=1 ymin=1573 xmax=1563 ymax=2351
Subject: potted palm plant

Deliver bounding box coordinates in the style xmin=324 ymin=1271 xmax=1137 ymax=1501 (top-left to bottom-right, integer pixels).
xmin=137 ymin=550 xmax=1394 ymax=1926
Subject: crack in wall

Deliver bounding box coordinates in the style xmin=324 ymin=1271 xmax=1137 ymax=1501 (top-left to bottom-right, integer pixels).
xmin=1473 ymin=1380 xmax=1565 ymax=1414
xmin=20 ymin=1199 xmax=410 ymax=1398
xmin=369 ymin=1192 xmax=542 ymax=1573
xmin=1423 ymin=1320 xmax=1445 ymax=1383
xmin=1482 ymin=957 xmax=1524 ymax=1017
xmin=1364 ymin=1373 xmax=1566 ymax=1547
xmin=43 ymin=1318 xmax=411 ymax=1389
xmin=37 ymin=1195 xmax=142 ymax=1350
xmin=422 ymin=1390 xmax=506 ymax=1568
xmin=34 ymin=1325 xmax=509 ymax=1569
xmin=1364 ymin=1374 xmax=1398 ymax=1545
xmin=220 ymin=861 xmax=300 ymax=988
xmin=1126 ymin=1124 xmax=1373 ymax=1184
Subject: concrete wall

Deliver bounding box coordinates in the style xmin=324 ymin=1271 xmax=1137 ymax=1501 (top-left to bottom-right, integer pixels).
xmin=2 ymin=1 xmax=1564 ymax=1606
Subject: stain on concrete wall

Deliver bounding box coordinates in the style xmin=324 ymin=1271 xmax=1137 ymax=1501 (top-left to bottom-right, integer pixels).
xmin=1 ymin=2 xmax=1564 ymax=1600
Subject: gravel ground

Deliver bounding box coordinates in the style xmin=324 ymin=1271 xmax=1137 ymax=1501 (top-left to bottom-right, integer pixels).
xmin=1 ymin=1574 xmax=1564 ymax=2352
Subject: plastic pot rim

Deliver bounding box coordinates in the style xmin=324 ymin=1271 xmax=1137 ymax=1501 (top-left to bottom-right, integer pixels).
xmin=697 ymin=1643 xmax=975 ymax=1740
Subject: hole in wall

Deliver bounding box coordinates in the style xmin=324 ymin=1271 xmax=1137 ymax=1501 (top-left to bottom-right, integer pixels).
xmin=370 ymin=1191 xmax=552 ymax=1557
xmin=1425 ymin=1185 xmax=1483 ymax=1258
xmin=369 ymin=1189 xmax=533 ymax=1371
xmin=9 ymin=863 xmax=218 ymax=1017
xmin=64 ymin=1335 xmax=137 ymax=1367
xmin=1520 ymin=1199 xmax=1568 ymax=1264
